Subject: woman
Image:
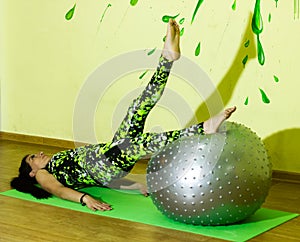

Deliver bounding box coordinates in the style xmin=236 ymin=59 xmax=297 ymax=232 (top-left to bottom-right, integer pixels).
xmin=11 ymin=20 xmax=236 ymax=211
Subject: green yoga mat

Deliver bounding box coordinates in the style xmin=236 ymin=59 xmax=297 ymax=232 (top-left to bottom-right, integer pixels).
xmin=1 ymin=187 xmax=298 ymax=242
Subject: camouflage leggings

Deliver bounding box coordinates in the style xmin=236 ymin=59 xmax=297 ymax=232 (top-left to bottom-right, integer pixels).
xmin=82 ymin=56 xmax=205 ymax=186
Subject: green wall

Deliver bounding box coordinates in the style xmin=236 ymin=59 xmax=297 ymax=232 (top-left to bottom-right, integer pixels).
xmin=1 ymin=0 xmax=300 ymax=173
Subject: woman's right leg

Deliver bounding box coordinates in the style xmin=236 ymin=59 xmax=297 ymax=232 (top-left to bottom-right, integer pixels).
xmin=126 ymin=122 xmax=204 ymax=159
xmin=121 ymin=107 xmax=237 ymax=160
xmin=85 ymin=107 xmax=237 ymax=185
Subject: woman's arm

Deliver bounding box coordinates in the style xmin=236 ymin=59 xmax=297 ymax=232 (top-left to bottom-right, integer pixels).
xmin=35 ymin=170 xmax=112 ymax=211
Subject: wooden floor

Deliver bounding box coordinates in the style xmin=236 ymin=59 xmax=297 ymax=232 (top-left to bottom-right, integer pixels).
xmin=0 ymin=139 xmax=299 ymax=242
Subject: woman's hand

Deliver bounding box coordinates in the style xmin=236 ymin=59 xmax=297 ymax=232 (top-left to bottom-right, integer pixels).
xmin=136 ymin=183 xmax=149 ymax=197
xmin=82 ymin=195 xmax=112 ymax=211
xmin=120 ymin=182 xmax=149 ymax=197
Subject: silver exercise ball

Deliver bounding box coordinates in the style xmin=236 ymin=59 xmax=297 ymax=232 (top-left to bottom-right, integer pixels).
xmin=146 ymin=122 xmax=272 ymax=226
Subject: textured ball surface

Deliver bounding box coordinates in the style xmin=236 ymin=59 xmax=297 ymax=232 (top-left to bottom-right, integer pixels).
xmin=146 ymin=122 xmax=272 ymax=225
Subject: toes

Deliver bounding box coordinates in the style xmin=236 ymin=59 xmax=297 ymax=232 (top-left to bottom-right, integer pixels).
xmin=168 ymin=19 xmax=179 ymax=32
xmin=224 ymin=106 xmax=236 ymax=119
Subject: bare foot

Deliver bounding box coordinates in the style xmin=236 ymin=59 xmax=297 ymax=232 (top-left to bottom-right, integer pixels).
xmin=162 ymin=19 xmax=181 ymax=61
xmin=203 ymin=106 xmax=237 ymax=134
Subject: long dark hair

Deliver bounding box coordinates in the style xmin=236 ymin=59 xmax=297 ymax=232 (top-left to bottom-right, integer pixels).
xmin=10 ymin=155 xmax=52 ymax=199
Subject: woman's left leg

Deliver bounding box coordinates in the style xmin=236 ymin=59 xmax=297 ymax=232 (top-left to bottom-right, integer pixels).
xmin=85 ymin=20 xmax=181 ymax=186
xmin=112 ymin=19 xmax=181 ymax=142
xmin=112 ymin=56 xmax=173 ymax=142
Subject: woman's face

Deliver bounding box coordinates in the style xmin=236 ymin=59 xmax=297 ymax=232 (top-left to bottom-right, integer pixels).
xmin=26 ymin=152 xmax=51 ymax=176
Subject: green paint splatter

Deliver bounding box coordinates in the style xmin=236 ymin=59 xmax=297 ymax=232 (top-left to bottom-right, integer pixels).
xmin=244 ymin=39 xmax=250 ymax=47
xmin=100 ymin=4 xmax=112 ymax=23
xmin=259 ymin=88 xmax=270 ymax=103
xmin=294 ymin=0 xmax=299 ymax=19
xmin=65 ymin=4 xmax=76 ymax=20
xmin=275 ymin=0 xmax=279 ymax=8
xmin=257 ymin=35 xmax=265 ymax=65
xmin=232 ymin=0 xmax=237 ymax=10
xmin=191 ymin=0 xmax=204 ymax=24
xmin=163 ymin=35 xmax=166 ymax=42
xmin=179 ymin=18 xmax=185 ymax=24
xmin=139 ymin=70 xmax=148 ymax=79
xmin=273 ymin=75 xmax=279 ymax=82
xmin=242 ymin=55 xmax=248 ymax=67
xmin=130 ymin=0 xmax=138 ymax=6
xmin=244 ymin=97 xmax=249 ymax=105
xmin=147 ymin=47 xmax=156 ymax=56
xmin=162 ymin=13 xmax=180 ymax=23
xmin=252 ymin=0 xmax=265 ymax=65
xmin=195 ymin=42 xmax=201 ymax=56
xmin=268 ymin=13 xmax=271 ymax=22
xmin=180 ymin=27 xmax=185 ymax=36
xmin=252 ymin=0 xmax=263 ymax=35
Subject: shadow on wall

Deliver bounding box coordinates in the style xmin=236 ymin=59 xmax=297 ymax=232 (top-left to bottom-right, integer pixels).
xmin=263 ymin=128 xmax=300 ymax=173
xmin=187 ymin=12 xmax=256 ymax=126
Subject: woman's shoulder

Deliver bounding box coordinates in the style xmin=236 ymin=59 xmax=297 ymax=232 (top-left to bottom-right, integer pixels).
xmin=36 ymin=168 xmax=51 ymax=177
xmin=35 ymin=169 xmax=59 ymax=185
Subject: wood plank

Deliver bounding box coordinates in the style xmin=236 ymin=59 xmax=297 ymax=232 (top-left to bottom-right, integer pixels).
xmin=0 ymin=131 xmax=87 ymax=149
xmin=272 ymin=170 xmax=300 ymax=184
xmin=0 ymin=138 xmax=299 ymax=241
xmin=2 ymin=131 xmax=300 ymax=183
